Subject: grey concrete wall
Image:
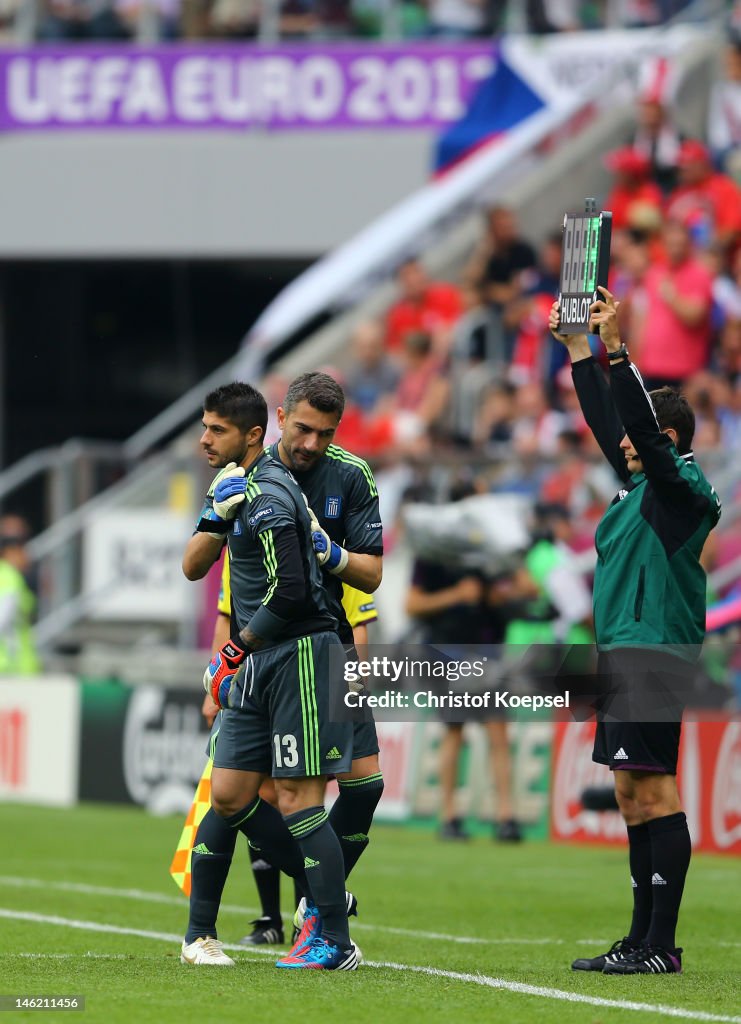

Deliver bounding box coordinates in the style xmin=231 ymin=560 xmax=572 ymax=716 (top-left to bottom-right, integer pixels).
xmin=0 ymin=130 xmax=433 ymax=257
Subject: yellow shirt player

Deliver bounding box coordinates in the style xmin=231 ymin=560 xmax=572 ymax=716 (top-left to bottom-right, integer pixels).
xmin=209 ymin=550 xmax=376 ymax=691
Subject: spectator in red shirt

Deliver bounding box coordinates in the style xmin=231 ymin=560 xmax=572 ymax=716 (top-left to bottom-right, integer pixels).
xmin=394 ymin=330 xmax=448 ymax=416
xmin=386 ymin=258 xmax=462 ymax=353
xmin=509 ymin=292 xmax=555 ymax=385
xmin=666 ymin=139 xmax=741 ymax=254
xmin=632 ymin=218 xmax=715 ymax=389
xmin=603 ymin=147 xmax=664 ymax=231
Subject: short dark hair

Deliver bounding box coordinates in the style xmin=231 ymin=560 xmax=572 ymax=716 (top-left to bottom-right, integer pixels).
xmin=283 ymin=372 xmax=345 ymax=419
xmin=650 ymin=386 xmax=695 ymax=454
xmin=203 ymin=381 xmax=267 ymax=440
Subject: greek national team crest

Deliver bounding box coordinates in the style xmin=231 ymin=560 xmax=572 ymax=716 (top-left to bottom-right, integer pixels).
xmin=325 ymin=495 xmax=342 ymax=519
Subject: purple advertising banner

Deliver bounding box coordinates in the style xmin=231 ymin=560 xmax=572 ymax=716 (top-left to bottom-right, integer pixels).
xmin=0 ymin=44 xmax=497 ymax=132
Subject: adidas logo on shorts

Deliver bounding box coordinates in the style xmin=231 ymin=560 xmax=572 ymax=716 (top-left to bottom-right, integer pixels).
xmin=651 ymin=873 xmax=667 ymax=886
xmin=613 ymin=747 xmax=629 ymax=760
xmin=326 ymin=747 xmax=342 ymax=760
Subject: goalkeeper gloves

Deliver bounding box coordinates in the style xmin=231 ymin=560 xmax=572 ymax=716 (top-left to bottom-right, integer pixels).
xmin=203 ymin=637 xmax=250 ymax=709
xmin=196 ymin=462 xmax=246 ymax=538
xmin=213 ymin=463 xmax=246 ymax=518
xmin=306 ymin=505 xmax=348 ymax=575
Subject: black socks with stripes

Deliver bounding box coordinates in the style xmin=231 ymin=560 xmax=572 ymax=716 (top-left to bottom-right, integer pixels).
xmin=223 ymin=797 xmax=308 ymax=892
xmin=285 ymin=805 xmax=350 ymax=949
xmin=328 ymin=772 xmax=384 ymax=878
xmin=185 ymin=808 xmax=237 ymax=943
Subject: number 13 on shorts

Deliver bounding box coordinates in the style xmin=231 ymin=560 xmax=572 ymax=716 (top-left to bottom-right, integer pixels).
xmin=273 ymin=733 xmax=299 ymax=768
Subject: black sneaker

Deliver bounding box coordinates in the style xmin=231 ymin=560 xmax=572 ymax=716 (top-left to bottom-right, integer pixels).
xmin=439 ymin=818 xmax=469 ymax=841
xmin=571 ymin=936 xmax=640 ymax=972
xmin=495 ymin=819 xmax=523 ymax=842
xmin=603 ymin=944 xmax=683 ymax=974
xmin=239 ymin=916 xmax=284 ymax=946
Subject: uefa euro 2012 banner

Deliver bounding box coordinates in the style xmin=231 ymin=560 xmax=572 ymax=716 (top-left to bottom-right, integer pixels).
xmin=0 ymin=29 xmax=692 ymax=133
xmin=0 ymin=44 xmax=497 ymax=131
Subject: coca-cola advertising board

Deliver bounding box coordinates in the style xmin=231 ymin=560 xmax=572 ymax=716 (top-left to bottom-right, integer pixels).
xmin=551 ymin=717 xmax=741 ymax=854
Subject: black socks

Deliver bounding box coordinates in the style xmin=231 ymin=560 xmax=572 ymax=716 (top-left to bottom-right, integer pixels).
xmin=645 ymin=811 xmax=691 ymax=950
xmin=626 ymin=821 xmax=653 ymax=942
xmin=328 ymin=773 xmax=384 ymax=879
xmin=224 ymin=797 xmax=308 ymax=892
xmin=185 ymin=808 xmax=237 ymax=944
xmin=285 ymin=805 xmax=350 ymax=948
xmin=248 ymin=842 xmax=282 ymax=924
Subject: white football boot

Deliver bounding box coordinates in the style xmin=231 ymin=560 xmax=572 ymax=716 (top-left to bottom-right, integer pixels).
xmin=180 ymin=937 xmax=235 ymax=966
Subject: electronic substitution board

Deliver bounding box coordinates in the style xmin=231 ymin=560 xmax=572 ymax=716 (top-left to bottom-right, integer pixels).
xmin=558 ymin=201 xmax=612 ymax=334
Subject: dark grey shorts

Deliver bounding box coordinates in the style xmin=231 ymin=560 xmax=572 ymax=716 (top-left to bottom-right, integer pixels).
xmin=351 ymin=718 xmax=379 ymax=760
xmin=213 ymin=631 xmax=353 ymax=778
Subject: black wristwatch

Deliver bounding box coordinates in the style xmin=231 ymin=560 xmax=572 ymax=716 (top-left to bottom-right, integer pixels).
xmin=607 ymin=344 xmax=629 ymax=363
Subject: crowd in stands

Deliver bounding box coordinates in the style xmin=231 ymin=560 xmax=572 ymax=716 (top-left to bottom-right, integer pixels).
xmin=304 ymin=51 xmax=741 ymax=654
xmin=330 ymin=156 xmax=740 ymax=473
xmin=0 ymin=0 xmax=734 ymax=43
xmin=321 ymin=54 xmax=739 ymax=705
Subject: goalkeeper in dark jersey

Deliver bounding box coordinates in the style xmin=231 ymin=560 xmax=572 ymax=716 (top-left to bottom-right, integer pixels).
xmin=207 ymin=554 xmax=377 ymax=948
xmin=244 ymin=372 xmax=384 ymax=951
xmin=179 ymin=381 xmax=358 ymax=972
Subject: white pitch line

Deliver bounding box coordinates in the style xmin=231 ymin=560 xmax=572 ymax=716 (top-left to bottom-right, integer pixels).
xmin=0 ymin=876 xmax=206 ymax=910
xmin=2 ymin=875 xmax=739 ymax=953
xmin=0 ymin=876 xmax=555 ymax=947
xmin=17 ymin=953 xmax=145 ymax=960
xmin=0 ymin=909 xmax=276 ymax=958
xmin=371 ymin=961 xmax=741 ymax=1024
xmin=1 ymin=908 xmax=740 ymax=1024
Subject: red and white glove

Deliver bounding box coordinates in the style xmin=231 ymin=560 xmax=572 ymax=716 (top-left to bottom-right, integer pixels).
xmin=203 ymin=638 xmax=249 ymax=709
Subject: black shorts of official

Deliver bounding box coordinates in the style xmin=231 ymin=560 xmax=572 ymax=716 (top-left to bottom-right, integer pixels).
xmin=593 ymin=719 xmax=682 ymax=774
xmin=592 ymin=648 xmax=691 ymax=775
xmin=213 ymin=631 xmax=353 ymax=778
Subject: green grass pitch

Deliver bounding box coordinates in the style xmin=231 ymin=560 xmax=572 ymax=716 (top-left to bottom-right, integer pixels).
xmin=1 ymin=803 xmax=739 ymax=1024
